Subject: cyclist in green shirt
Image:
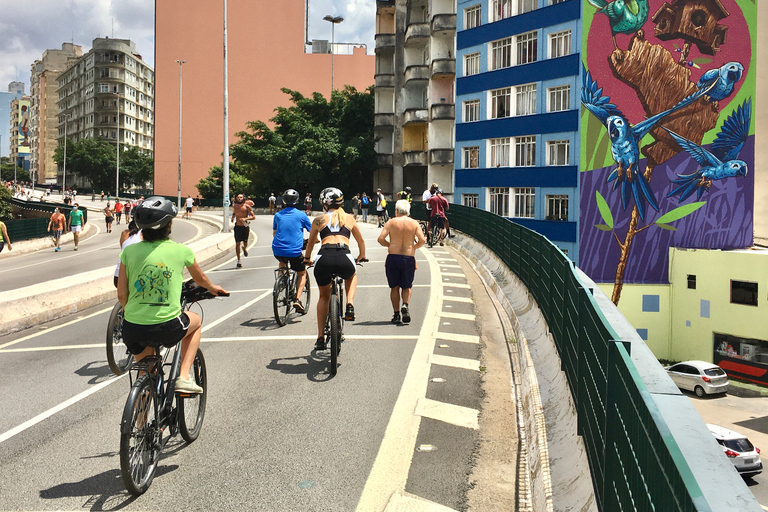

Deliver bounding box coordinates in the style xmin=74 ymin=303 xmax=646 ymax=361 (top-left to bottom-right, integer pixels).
xmin=67 ymin=203 xmax=85 ymax=251
xmin=118 ymin=197 xmax=227 ymax=394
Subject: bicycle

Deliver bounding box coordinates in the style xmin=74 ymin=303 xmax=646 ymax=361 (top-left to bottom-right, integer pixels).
xmin=107 ymin=302 xmax=133 ymax=375
xmin=273 ymin=267 xmax=311 ymax=326
xmin=119 ymin=279 xmax=228 ymax=496
xmin=419 ymin=220 xmax=433 ymax=248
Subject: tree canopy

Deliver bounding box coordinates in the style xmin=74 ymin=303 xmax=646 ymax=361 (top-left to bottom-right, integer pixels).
xmin=0 ymin=157 xmax=30 ymax=183
xmin=197 ymin=86 xmax=375 ymax=199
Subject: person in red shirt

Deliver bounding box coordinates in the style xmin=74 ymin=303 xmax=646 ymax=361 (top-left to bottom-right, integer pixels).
xmin=426 ymin=189 xmax=449 ymax=246
xmin=114 ymin=200 xmax=124 ymax=225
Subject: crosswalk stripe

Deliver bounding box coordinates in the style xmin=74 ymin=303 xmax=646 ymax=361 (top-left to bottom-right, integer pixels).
xmin=443 ymin=283 xmax=471 ymax=289
xmin=429 ymin=353 xmax=480 ymax=371
xmin=443 ymin=296 xmax=473 ymax=304
xmin=439 ymin=264 xmax=461 ymax=269
xmin=438 ymin=312 xmax=476 ymax=321
xmin=415 ymin=398 xmax=479 ymax=430
xmin=433 ymin=331 xmax=480 ymax=344
xmin=440 ymin=272 xmax=465 ymax=278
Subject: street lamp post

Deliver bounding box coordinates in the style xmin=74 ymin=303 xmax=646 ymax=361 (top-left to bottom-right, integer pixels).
xmin=62 ymin=113 xmax=69 ymax=196
xmin=323 ymin=15 xmax=344 ymax=93
xmin=111 ymin=92 xmax=120 ymax=198
xmin=223 ymin=0 xmax=230 ymax=232
xmin=176 ymin=59 xmax=187 ymax=211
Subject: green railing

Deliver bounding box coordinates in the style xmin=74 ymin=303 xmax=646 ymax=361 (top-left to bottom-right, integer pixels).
xmin=5 ymin=199 xmax=88 ymax=242
xmin=412 ymin=202 xmax=710 ymax=512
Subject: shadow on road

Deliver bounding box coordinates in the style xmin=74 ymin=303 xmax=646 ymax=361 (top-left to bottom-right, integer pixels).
xmin=75 ymin=361 xmax=115 ymax=385
xmin=240 ymin=318 xmax=285 ymax=330
xmin=266 ymin=353 xmax=335 ymax=382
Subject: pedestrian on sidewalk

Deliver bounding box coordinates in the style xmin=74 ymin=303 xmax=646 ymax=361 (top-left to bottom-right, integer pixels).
xmin=184 ymin=195 xmax=194 ymax=219
xmin=67 ymin=203 xmax=85 ymax=251
xmin=0 ymin=219 xmax=13 ymax=254
xmin=376 ymin=188 xmax=387 ymax=227
xmin=361 ymin=192 xmax=369 ymax=223
xmin=230 ymin=193 xmax=255 ymax=268
xmin=114 ymin=200 xmax=123 ymax=225
xmin=269 ymin=192 xmax=276 ymax=214
xmin=304 ymin=193 xmax=312 ymax=215
xmin=47 ymin=207 xmax=66 ymax=251
xmin=104 ymin=203 xmax=114 ymax=233
xmin=351 ymin=194 xmax=359 ymax=219
xmin=377 ymin=199 xmax=425 ymax=324
xmin=100 ymin=191 xmax=104 ymax=202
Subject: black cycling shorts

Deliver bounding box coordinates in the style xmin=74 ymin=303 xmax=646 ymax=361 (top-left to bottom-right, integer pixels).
xmin=275 ymin=255 xmax=305 ymax=272
xmin=234 ymin=225 xmax=249 ymax=242
xmin=122 ymin=312 xmax=191 ymax=355
xmin=313 ymin=245 xmax=356 ymax=287
xmin=430 ymin=216 xmax=446 ymax=229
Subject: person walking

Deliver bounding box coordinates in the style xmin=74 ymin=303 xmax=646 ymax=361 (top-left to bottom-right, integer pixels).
xmin=100 ymin=191 xmax=105 ymax=202
xmin=104 ymin=203 xmax=114 ymax=233
xmin=361 ymin=192 xmax=369 ymax=223
xmin=67 ymin=203 xmax=85 ymax=251
xmin=351 ymin=194 xmax=359 ymax=219
xmin=114 ymin=199 xmax=124 ymax=225
xmin=275 ymin=194 xmax=283 ymax=211
xmin=0 ymin=219 xmax=13 ymax=254
xmin=268 ymin=192 xmax=276 ymax=214
xmin=124 ymin=199 xmax=132 ymax=219
xmin=48 ymin=207 xmax=67 ymax=251
xmin=230 ymin=193 xmax=255 ymax=268
xmin=184 ymin=195 xmax=194 ymax=219
xmin=304 ymin=193 xmax=313 ymax=215
xmin=376 ymin=188 xmax=387 ymax=228
xmin=377 ymin=200 xmax=426 ymax=324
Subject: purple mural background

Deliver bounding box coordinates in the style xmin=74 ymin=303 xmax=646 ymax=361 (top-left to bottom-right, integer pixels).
xmin=579 ymin=137 xmax=755 ymax=284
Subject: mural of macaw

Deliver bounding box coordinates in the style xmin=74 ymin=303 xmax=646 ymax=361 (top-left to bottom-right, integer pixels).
xmin=665 ymin=99 xmax=751 ymax=202
xmin=587 ymin=0 xmax=649 ymax=49
xmin=581 ymin=66 xmax=703 ymax=220
xmin=696 ymin=62 xmax=744 ymax=102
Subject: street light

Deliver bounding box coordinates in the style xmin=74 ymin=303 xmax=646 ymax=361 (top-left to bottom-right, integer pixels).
xmin=111 ymin=91 xmax=120 ymax=198
xmin=176 ymin=59 xmax=186 ymax=211
xmin=323 ymin=15 xmax=344 ymax=93
xmin=62 ymin=113 xmax=70 ymax=196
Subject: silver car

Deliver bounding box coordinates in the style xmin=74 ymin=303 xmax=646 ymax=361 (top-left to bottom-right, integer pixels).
xmin=708 ymin=424 xmax=763 ymax=477
xmin=664 ymin=360 xmax=729 ymax=397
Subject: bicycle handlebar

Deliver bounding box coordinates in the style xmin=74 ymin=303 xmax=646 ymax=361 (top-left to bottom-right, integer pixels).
xmin=182 ymin=279 xmax=230 ymax=302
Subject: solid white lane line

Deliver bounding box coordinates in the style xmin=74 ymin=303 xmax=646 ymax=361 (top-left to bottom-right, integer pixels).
xmin=443 ymin=283 xmax=471 ymax=289
xmin=0 ymin=344 xmax=104 ymax=353
xmin=0 ymin=306 xmax=113 ymax=350
xmin=202 ymin=335 xmax=419 ymax=343
xmin=443 ymin=296 xmax=473 ymax=304
xmin=433 ymin=331 xmax=480 ymax=344
xmin=438 ymin=312 xmax=476 ymax=321
xmin=228 ymin=288 xmax=271 ymax=293
xmin=429 ymin=354 xmax=480 ymax=371
xmin=357 ymin=284 xmax=431 ymax=289
xmin=414 ymin=398 xmax=479 ymax=430
xmin=202 ymin=290 xmax=271 ymax=332
xmin=356 ymin=247 xmax=442 ymax=512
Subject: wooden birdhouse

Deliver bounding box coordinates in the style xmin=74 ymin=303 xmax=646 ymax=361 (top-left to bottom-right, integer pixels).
xmin=652 ymin=0 xmax=729 ymax=55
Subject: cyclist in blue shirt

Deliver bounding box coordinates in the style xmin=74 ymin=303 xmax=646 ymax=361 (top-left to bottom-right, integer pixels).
xmin=272 ymin=189 xmax=313 ymax=313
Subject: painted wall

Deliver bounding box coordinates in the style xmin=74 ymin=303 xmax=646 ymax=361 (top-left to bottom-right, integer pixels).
xmin=154 ymin=0 xmax=374 ymax=197
xmin=580 ymin=0 xmax=757 ymax=301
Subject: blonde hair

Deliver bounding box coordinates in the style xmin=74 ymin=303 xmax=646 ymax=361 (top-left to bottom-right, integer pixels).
xmin=329 ymin=206 xmax=348 ymax=230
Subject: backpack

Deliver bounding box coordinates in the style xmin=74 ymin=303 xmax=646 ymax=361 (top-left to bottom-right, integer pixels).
xmin=362 ymin=196 xmax=369 ymax=206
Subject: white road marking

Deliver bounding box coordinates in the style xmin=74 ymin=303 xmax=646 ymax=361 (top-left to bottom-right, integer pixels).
xmin=415 ymin=398 xmax=479 ymax=430
xmin=202 ymin=335 xmax=419 ymax=343
xmin=429 ymin=354 xmax=480 ymax=372
xmin=441 ymin=272 xmax=465 ymax=278
xmin=0 ymin=306 xmax=113 ymax=350
xmin=433 ymin=331 xmax=480 ymax=344
xmin=444 ymin=283 xmax=471 ymax=289
xmin=203 ymin=290 xmax=271 ymax=332
xmin=383 ymin=490 xmax=459 ymax=512
xmin=0 ymin=224 xmax=105 ymax=274
xmin=439 ymin=312 xmax=476 ymax=321
xmin=443 ymin=296 xmax=473 ymax=303
xmin=439 ymin=264 xmax=461 ymax=269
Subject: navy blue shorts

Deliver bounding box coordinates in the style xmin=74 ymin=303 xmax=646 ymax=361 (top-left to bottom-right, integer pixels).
xmin=385 ymin=254 xmax=416 ymax=289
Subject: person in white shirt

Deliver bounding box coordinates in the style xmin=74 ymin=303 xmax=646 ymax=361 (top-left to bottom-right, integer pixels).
xmin=184 ymin=195 xmax=195 ymax=219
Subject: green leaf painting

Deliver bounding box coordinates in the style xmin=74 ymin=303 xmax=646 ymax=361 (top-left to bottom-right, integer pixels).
xmin=595 ymin=191 xmax=614 ymax=229
xmin=595 ymin=224 xmax=613 ymax=231
xmin=655 ymin=202 xmax=706 ymax=225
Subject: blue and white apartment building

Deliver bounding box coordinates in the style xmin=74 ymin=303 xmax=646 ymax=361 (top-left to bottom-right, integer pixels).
xmin=454 ymin=0 xmax=580 ymax=259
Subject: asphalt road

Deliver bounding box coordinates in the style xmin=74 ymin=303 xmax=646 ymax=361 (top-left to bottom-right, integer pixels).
xmin=0 ymin=215 xmax=489 ymax=511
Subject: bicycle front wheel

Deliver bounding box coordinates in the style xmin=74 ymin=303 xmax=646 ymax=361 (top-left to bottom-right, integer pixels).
xmin=273 ymin=272 xmax=291 ymax=326
xmin=300 ymin=273 xmax=311 ymax=315
xmin=120 ymin=375 xmax=160 ymax=496
xmin=178 ymin=349 xmax=208 ymax=443
xmin=106 ymin=302 xmax=133 ymax=375
xmin=329 ymin=296 xmax=340 ymax=376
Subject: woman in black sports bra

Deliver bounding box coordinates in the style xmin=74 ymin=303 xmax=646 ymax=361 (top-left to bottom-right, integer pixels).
xmin=304 ymin=187 xmax=367 ymax=351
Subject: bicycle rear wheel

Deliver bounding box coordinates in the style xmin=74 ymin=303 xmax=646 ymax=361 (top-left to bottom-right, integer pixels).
xmin=273 ymin=272 xmax=291 ymax=326
xmin=120 ymin=375 xmax=160 ymax=496
xmin=329 ymin=295 xmax=340 ymax=376
xmin=106 ymin=302 xmax=133 ymax=375
xmin=431 ymin=224 xmax=441 ymax=246
xmin=300 ymin=273 xmax=311 ymax=315
xmin=178 ymin=349 xmax=207 ymax=443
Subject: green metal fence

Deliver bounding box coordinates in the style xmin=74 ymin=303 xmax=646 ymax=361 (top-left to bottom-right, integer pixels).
xmin=4 ymin=199 xmax=88 ymax=242
xmin=413 ymin=202 xmax=710 ymax=512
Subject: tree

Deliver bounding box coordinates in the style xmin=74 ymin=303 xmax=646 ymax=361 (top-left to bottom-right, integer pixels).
xmin=119 ymin=146 xmax=154 ymax=191
xmin=196 ymin=163 xmax=252 ymax=199
xmin=0 ymin=156 xmax=30 ymax=183
xmin=0 ymin=183 xmax=13 ymax=220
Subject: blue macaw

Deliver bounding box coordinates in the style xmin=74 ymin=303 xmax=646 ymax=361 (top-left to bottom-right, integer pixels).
xmin=665 ymin=99 xmax=751 ymax=202
xmin=581 ymin=65 xmax=703 ymax=220
xmin=696 ymin=62 xmax=744 ymax=102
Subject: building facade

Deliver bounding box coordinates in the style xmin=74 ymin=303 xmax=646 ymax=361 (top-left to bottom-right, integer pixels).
xmin=29 ymin=43 xmax=83 ymax=184
xmin=454 ymin=0 xmax=580 ymax=259
xmin=9 ymin=96 xmax=31 ymax=174
xmin=55 ymin=38 xmax=155 ymax=190
xmin=0 ymin=82 xmax=26 ymax=159
xmin=375 ymin=0 xmax=457 ymax=199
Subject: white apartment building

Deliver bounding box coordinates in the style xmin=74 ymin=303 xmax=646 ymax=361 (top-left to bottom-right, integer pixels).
xmin=375 ymin=0 xmax=456 ymax=198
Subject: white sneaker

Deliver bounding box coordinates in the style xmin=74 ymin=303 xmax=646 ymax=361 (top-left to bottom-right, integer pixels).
xmin=175 ymin=376 xmax=203 ymax=394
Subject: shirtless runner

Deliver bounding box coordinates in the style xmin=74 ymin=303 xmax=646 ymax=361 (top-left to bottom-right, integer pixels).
xmin=376 ymin=199 xmax=426 ymax=324
xmin=230 ymin=193 xmax=255 ymax=268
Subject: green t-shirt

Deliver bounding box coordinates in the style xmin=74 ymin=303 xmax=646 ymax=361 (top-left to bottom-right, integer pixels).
xmin=120 ymin=240 xmax=195 ymax=325
xmin=69 ymin=209 xmax=84 ymax=226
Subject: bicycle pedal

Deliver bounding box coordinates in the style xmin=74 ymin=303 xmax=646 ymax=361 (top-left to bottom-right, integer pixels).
xmin=176 ymin=392 xmax=194 ymax=398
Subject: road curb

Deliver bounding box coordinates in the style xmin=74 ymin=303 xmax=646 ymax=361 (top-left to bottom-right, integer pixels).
xmin=0 ymin=233 xmax=234 ymax=337
xmin=0 ymin=222 xmax=98 ymax=260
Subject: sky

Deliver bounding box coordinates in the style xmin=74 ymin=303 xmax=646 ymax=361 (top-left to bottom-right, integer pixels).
xmin=0 ymin=0 xmax=375 ymax=93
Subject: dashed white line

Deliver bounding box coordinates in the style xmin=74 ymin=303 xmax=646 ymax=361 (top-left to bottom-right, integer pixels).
xmin=433 ymin=331 xmax=480 ymax=344
xmin=415 ymin=398 xmax=479 ymax=430
xmin=429 ymin=353 xmax=481 ymax=371
xmin=439 ymin=312 xmax=475 ymax=321
xmin=443 ymin=296 xmax=473 ymax=304
xmin=440 ymin=272 xmax=466 ymax=278
xmin=443 ymin=283 xmax=471 ymax=289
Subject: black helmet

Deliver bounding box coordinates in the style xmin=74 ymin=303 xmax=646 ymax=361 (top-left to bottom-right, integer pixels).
xmin=320 ymin=187 xmax=344 ymax=207
xmin=133 ymin=196 xmax=176 ymax=230
xmin=405 ymin=186 xmax=412 ymax=193
xmin=282 ymin=189 xmax=300 ymax=206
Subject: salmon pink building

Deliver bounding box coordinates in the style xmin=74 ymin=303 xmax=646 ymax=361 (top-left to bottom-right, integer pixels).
xmin=154 ymin=0 xmax=374 ymax=197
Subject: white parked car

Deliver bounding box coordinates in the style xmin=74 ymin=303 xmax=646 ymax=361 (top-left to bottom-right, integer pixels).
xmin=708 ymin=424 xmax=763 ymax=477
xmin=664 ymin=360 xmax=729 ymax=397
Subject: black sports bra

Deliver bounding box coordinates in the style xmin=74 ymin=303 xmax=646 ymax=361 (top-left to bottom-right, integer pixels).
xmin=319 ymin=212 xmax=351 ymax=239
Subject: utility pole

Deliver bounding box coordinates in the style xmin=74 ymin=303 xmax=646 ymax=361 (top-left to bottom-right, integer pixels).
xmin=176 ymin=59 xmax=187 ymax=211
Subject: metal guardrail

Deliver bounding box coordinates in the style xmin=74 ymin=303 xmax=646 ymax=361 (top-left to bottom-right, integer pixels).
xmin=411 ymin=202 xmax=710 ymax=512
xmin=5 ymin=198 xmax=88 ymax=242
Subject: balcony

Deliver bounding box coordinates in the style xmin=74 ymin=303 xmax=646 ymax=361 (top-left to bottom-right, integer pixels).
xmin=431 ymin=58 xmax=455 ymax=78
xmin=430 ymin=149 xmax=454 ymax=165
xmin=404 ymin=150 xmax=428 ymax=166
xmin=376 ymin=153 xmax=393 ymax=167
xmin=374 ymin=113 xmax=394 ymax=128
xmin=405 ymin=23 xmax=430 ymax=46
xmin=375 ymin=73 xmax=395 ymax=88
xmin=430 ymin=103 xmax=455 ymax=121
xmin=404 ymin=65 xmax=429 ymax=84
xmin=404 ymin=108 xmax=428 ymax=124
xmin=431 ymin=13 xmax=456 ymax=34
xmin=376 ymin=0 xmax=395 ymax=11
xmin=375 ymin=33 xmax=395 ymax=53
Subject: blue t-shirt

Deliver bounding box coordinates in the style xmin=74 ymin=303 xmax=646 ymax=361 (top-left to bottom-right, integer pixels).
xmin=272 ymin=207 xmax=312 ymax=257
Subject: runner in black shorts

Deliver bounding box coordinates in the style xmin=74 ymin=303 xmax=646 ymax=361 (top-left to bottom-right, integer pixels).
xmin=231 ymin=193 xmax=255 ymax=268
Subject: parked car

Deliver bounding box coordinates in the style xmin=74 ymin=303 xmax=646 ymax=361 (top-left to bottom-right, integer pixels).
xmin=664 ymin=360 xmax=729 ymax=397
xmin=707 ymin=424 xmax=763 ymax=477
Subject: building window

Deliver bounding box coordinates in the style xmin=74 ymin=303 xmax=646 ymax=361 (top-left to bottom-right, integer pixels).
xmin=515 ymin=83 xmax=536 ymax=116
xmin=546 ymin=195 xmax=568 ymax=220
xmin=99 ymin=84 xmax=109 ymax=93
xmin=489 ymin=187 xmax=509 ymax=216
xmin=464 ymin=52 xmax=481 ymax=76
xmin=491 ymin=88 xmax=512 ymax=119
xmin=549 ymin=30 xmax=572 ymax=59
xmin=492 ymin=0 xmax=512 ymax=22
xmin=462 ymin=194 xmax=479 ymax=208
xmin=465 ymin=5 xmax=482 ymax=29
xmin=688 ymin=274 xmax=697 ymax=289
xmin=512 ymin=188 xmax=535 ymax=218
xmin=547 ymin=140 xmax=569 ymax=165
xmin=514 ymin=136 xmax=536 ymax=166
xmin=517 ymin=0 xmax=537 ymax=14
xmin=551 ymin=0 xmax=569 ymax=3
xmin=463 ymin=100 xmax=480 ymax=122
xmin=491 ymin=37 xmax=512 ymax=70
xmin=489 ymin=138 xmax=511 ymax=167
xmin=548 ymin=85 xmax=570 ymax=112
xmin=463 ymin=146 xmax=480 ymax=168
xmin=516 ymin=31 xmax=537 ymax=65
xmin=731 ymin=280 xmax=758 ymax=306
